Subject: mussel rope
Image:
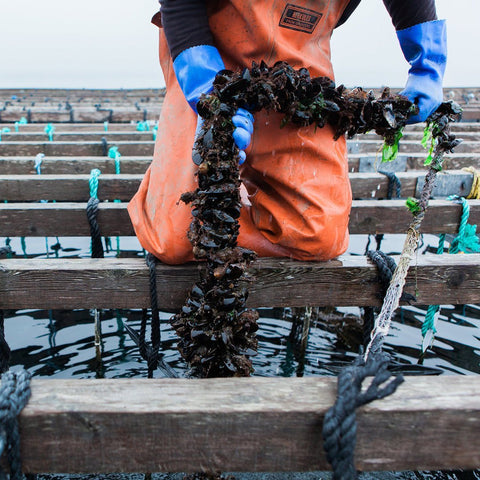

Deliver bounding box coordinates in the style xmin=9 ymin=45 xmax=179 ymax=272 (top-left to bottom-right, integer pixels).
xmin=173 ymin=62 xmax=461 ymax=478
xmin=173 ymin=61 xmax=418 ymax=379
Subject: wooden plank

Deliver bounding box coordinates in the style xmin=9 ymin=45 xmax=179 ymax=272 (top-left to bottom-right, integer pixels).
xmin=0 ymin=157 xmax=151 ymax=175
xmin=0 ymin=123 xmax=155 ymax=132
xmin=0 ymin=174 xmax=143 ymax=201
xmin=347 ymin=139 xmax=480 ymax=154
xmin=0 ymin=254 xmax=478 ymax=309
xmin=0 ymin=200 xmax=477 ymax=236
xmin=0 ymin=132 xmax=155 ymax=142
xmin=0 ymin=171 xmax=474 ymax=201
xmin=0 ymin=141 xmax=154 ymax=156
xmin=0 ymin=153 xmax=476 ymax=176
xmin=1 ymin=139 xmax=477 ymax=157
xmin=18 ymin=376 xmax=480 ymax=473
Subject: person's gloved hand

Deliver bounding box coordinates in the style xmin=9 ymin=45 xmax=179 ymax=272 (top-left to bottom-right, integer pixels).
xmin=397 ymin=19 xmax=447 ymax=124
xmin=173 ymin=45 xmax=254 ymax=163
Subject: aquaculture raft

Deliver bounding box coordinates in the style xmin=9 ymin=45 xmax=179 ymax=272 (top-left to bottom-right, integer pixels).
xmin=0 ymin=87 xmax=480 ymax=473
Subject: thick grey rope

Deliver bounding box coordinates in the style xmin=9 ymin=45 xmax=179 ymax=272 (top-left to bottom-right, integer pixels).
xmin=0 ymin=370 xmax=32 ymax=480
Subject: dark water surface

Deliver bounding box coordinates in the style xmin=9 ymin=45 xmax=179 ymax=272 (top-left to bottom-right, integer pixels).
xmin=5 ymin=234 xmax=480 ymax=479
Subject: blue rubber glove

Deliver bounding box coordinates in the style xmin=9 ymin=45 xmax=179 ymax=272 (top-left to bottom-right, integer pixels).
xmin=173 ymin=45 xmax=254 ymax=163
xmin=397 ymin=20 xmax=447 ymax=124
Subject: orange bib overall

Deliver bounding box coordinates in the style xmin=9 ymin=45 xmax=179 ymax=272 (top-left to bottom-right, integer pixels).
xmin=128 ymin=0 xmax=352 ymax=264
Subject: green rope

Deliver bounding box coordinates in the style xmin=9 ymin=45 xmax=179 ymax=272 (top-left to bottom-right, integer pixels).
xmin=422 ymin=196 xmax=480 ymax=352
xmin=136 ymin=120 xmax=150 ymax=132
xmin=5 ymin=238 xmax=12 ymax=259
xmin=44 ymin=123 xmax=55 ymax=142
xmin=421 ymin=234 xmax=445 ymax=352
xmin=20 ymin=236 xmax=27 ymax=258
xmin=447 ymin=195 xmax=480 ymax=254
xmin=89 ymin=168 xmax=101 ymax=199
xmin=108 ymin=146 xmax=121 ymax=174
xmin=107 ymin=147 xmax=122 ymax=256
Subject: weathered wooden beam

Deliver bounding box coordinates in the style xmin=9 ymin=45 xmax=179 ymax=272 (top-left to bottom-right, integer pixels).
xmin=3 ymin=130 xmax=480 ymax=142
xmin=2 ymin=121 xmax=478 ymax=133
xmin=0 ymin=200 xmax=477 ymax=236
xmin=347 ymin=139 xmax=479 ymax=154
xmin=0 ymin=156 xmax=151 ymax=175
xmin=0 ymin=153 xmax=476 ymax=175
xmin=0 ymin=123 xmax=155 ymax=132
xmin=18 ymin=376 xmax=480 ymax=473
xmin=0 ymin=141 xmax=154 ymax=156
xmin=0 ymin=132 xmax=155 ymax=142
xmin=0 ymin=171 xmax=474 ymax=201
xmin=0 ymin=139 xmax=478 ymax=157
xmin=0 ymin=254 xmax=478 ymax=309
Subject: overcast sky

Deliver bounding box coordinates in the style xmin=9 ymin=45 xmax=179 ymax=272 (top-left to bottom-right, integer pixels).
xmin=0 ymin=0 xmax=478 ymax=89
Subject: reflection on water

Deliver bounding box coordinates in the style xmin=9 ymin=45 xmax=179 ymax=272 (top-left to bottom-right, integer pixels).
xmin=4 ymin=235 xmax=480 ymax=478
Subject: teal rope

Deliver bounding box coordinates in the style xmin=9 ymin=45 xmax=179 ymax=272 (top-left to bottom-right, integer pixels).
xmin=422 ymin=196 xmax=480 ymax=351
xmin=89 ymin=168 xmax=101 ymax=199
xmin=136 ymin=120 xmax=150 ymax=132
xmin=20 ymin=236 xmax=27 ymax=258
xmin=447 ymin=195 xmax=480 ymax=254
xmin=108 ymin=146 xmax=121 ymax=174
xmin=107 ymin=147 xmax=122 ymax=256
xmin=153 ymin=123 xmax=158 ymax=141
xmin=104 ymin=121 xmax=109 ymax=132
xmin=5 ymin=238 xmax=12 ymax=259
xmin=44 ymin=123 xmax=55 ymax=142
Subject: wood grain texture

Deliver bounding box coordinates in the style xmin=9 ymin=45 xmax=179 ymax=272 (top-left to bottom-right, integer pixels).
xmin=0 ymin=170 xmax=472 ymax=201
xmin=0 ymin=254 xmax=478 ymax=309
xmin=0 ymin=157 xmax=151 ymax=175
xmin=0 ymin=139 xmax=478 ymax=157
xmin=18 ymin=376 xmax=480 ymax=473
xmin=0 ymin=153 xmax=475 ymax=175
xmin=0 ymin=200 xmax=477 ymax=236
xmin=0 ymin=141 xmax=154 ymax=156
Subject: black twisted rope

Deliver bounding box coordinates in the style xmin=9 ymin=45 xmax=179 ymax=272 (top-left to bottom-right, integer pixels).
xmin=143 ymin=253 xmax=161 ymax=377
xmin=86 ymin=197 xmax=104 ymax=259
xmin=124 ymin=253 xmax=179 ymax=378
xmin=0 ymin=370 xmax=31 ymax=480
xmin=322 ymin=352 xmax=404 ymax=480
xmin=0 ymin=245 xmax=13 ymax=258
xmin=0 ymin=312 xmax=10 ymax=375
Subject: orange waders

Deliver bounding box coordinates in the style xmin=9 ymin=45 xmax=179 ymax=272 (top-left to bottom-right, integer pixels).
xmin=128 ymin=0 xmax=352 ymax=264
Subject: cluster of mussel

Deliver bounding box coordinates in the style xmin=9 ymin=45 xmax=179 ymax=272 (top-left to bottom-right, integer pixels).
xmin=200 ymin=60 xmax=416 ymax=143
xmin=171 ymin=60 xmax=459 ymax=379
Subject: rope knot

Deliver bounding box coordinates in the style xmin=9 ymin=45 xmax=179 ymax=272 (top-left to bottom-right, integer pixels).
xmin=322 ymin=352 xmax=404 ymax=480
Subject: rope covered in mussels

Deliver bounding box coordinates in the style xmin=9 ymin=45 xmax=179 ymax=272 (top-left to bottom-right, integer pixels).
xmin=170 ymin=60 xmax=443 ymax=378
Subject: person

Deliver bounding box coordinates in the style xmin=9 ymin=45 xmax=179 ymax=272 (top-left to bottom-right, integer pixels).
xmin=128 ymin=0 xmax=447 ymax=264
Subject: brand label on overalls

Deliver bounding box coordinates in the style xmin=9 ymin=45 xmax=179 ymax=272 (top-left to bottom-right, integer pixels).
xmin=279 ymin=4 xmax=323 ymax=33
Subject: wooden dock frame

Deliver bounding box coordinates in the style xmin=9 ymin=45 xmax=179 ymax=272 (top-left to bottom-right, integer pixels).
xmin=1 ymin=88 xmax=480 ymax=474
